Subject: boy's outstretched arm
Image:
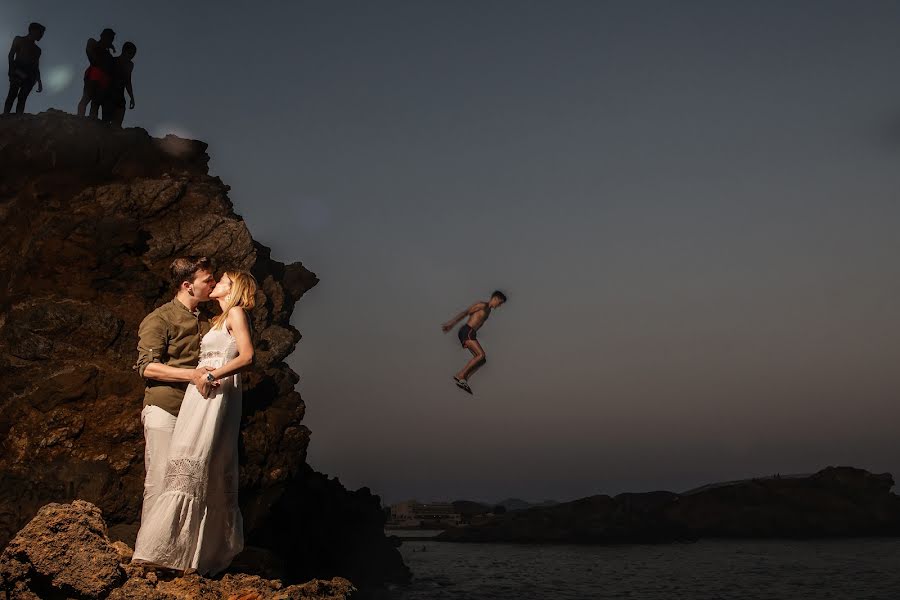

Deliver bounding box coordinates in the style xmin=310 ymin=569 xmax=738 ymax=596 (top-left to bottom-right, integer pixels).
xmin=441 ymin=307 xmax=470 ymax=332
xmin=442 ymin=303 xmax=485 ymax=332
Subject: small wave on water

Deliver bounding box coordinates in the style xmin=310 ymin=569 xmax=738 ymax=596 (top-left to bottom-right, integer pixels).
xmin=387 ymin=538 xmax=900 ymax=599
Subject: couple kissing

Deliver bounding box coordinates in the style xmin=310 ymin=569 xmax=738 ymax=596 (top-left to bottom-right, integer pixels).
xmin=131 ymin=256 xmax=257 ymax=575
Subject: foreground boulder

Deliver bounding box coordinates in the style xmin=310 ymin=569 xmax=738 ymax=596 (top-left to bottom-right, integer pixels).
xmin=0 ymin=110 xmax=408 ymax=587
xmin=0 ymin=500 xmax=354 ymax=599
xmin=439 ymin=467 xmax=900 ymax=543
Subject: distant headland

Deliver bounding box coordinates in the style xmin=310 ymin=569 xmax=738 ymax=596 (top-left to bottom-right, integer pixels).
xmin=435 ymin=467 xmax=900 ymax=543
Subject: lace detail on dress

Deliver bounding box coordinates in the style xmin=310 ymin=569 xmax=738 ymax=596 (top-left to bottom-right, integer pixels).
xmin=198 ymin=328 xmax=238 ymax=367
xmin=163 ymin=458 xmax=206 ymax=497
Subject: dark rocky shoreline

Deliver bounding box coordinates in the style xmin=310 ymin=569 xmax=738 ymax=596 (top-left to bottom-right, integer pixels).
xmin=438 ymin=467 xmax=900 ymax=544
xmin=0 ymin=500 xmax=356 ymax=599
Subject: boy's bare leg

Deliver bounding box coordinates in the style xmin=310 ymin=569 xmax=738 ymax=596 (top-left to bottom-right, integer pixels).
xmin=112 ymin=105 xmax=125 ymax=127
xmin=456 ymin=340 xmax=486 ymax=382
xmin=89 ymin=97 xmax=101 ymax=119
xmin=14 ymin=83 xmax=33 ymax=114
xmin=77 ymin=81 xmax=95 ymax=116
xmin=4 ymin=82 xmax=21 ymax=114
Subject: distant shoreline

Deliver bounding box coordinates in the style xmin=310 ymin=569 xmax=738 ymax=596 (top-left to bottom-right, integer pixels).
xmin=437 ymin=467 xmax=900 ymax=545
xmin=385 ymin=528 xmax=444 ymax=541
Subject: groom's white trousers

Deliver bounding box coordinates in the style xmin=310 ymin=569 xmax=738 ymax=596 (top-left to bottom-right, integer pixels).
xmin=140 ymin=405 xmax=178 ymax=524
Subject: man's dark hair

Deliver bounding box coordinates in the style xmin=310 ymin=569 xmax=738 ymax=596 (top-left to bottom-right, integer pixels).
xmin=122 ymin=41 xmax=137 ymax=55
xmin=491 ymin=290 xmax=507 ymax=303
xmin=28 ymin=22 xmax=46 ymax=34
xmin=100 ymin=27 xmax=115 ymax=38
xmin=170 ymin=256 xmax=212 ymax=290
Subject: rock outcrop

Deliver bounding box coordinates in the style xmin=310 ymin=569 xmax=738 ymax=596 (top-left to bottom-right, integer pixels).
xmin=438 ymin=467 xmax=900 ymax=543
xmin=0 ymin=500 xmax=355 ymax=599
xmin=0 ymin=111 xmax=409 ymax=587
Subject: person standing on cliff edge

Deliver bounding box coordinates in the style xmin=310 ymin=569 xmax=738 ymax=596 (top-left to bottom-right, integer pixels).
xmin=4 ymin=23 xmax=45 ymax=115
xmin=442 ymin=290 xmax=507 ymax=394
xmin=133 ymin=257 xmax=217 ymax=525
xmin=103 ymin=41 xmax=136 ymax=127
xmin=77 ymin=28 xmax=115 ymax=119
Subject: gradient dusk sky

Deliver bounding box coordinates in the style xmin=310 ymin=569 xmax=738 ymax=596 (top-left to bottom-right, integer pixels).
xmin=6 ymin=1 xmax=900 ymax=504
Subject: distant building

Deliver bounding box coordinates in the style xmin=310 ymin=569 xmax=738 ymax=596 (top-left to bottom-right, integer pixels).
xmin=389 ymin=501 xmax=462 ymax=528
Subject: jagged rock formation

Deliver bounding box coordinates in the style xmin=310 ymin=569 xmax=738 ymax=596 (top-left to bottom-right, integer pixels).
xmin=438 ymin=467 xmax=900 ymax=543
xmin=0 ymin=110 xmax=409 ymax=587
xmin=0 ymin=500 xmax=355 ymax=599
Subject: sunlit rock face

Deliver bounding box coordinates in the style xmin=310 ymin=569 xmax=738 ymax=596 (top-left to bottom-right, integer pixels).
xmin=0 ymin=110 xmax=409 ymax=588
xmin=0 ymin=500 xmax=357 ymax=599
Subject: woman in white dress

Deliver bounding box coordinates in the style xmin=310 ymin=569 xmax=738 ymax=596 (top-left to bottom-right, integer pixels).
xmin=132 ymin=270 xmax=258 ymax=575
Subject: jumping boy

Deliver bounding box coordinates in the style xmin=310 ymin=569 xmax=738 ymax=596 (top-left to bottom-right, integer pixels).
xmin=441 ymin=290 xmax=507 ymax=394
xmin=5 ymin=23 xmax=45 ymax=115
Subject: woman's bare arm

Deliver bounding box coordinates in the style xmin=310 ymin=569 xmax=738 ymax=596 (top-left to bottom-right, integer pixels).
xmin=210 ymin=307 xmax=255 ymax=381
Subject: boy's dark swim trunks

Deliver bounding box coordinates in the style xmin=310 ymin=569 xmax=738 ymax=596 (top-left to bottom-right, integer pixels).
xmin=9 ymin=60 xmax=37 ymax=88
xmin=458 ymin=324 xmax=477 ymax=347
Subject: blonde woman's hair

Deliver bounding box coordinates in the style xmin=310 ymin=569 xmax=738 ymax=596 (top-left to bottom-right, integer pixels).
xmin=211 ymin=270 xmax=258 ymax=329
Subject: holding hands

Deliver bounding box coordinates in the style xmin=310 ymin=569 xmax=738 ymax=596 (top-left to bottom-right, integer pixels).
xmin=191 ymin=366 xmax=220 ymax=398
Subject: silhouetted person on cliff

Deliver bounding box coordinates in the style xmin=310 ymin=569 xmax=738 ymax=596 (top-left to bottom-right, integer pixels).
xmin=103 ymin=41 xmax=136 ymax=127
xmin=77 ymin=28 xmax=115 ymax=119
xmin=442 ymin=290 xmax=507 ymax=394
xmin=4 ymin=23 xmax=45 ymax=115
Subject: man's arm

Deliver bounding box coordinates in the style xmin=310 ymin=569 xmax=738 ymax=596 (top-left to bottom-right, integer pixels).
xmin=85 ymin=39 xmax=97 ymax=64
xmin=135 ymin=313 xmax=212 ymax=388
xmin=125 ymin=62 xmax=134 ymax=108
xmin=142 ymin=363 xmax=199 ymax=382
xmin=8 ymin=37 xmax=19 ymax=71
xmin=35 ymin=47 xmax=41 ymax=93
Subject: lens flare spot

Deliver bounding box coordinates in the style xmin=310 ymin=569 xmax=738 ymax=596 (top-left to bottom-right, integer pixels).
xmin=44 ymin=65 xmax=74 ymax=94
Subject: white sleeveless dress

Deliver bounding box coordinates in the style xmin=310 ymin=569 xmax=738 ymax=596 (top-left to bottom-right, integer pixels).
xmin=132 ymin=324 xmax=244 ymax=575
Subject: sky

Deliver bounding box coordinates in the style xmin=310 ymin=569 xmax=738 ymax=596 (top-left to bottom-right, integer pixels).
xmin=6 ymin=1 xmax=900 ymax=505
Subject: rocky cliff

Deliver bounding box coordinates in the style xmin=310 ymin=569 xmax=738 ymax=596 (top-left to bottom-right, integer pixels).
xmin=0 ymin=110 xmax=409 ymax=587
xmin=438 ymin=467 xmax=900 ymax=543
xmin=0 ymin=500 xmax=356 ymax=599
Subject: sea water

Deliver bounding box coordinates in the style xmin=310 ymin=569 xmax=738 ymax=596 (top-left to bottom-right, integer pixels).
xmin=389 ymin=537 xmax=900 ymax=599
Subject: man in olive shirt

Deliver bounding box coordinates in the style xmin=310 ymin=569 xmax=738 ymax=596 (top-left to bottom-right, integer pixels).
xmin=134 ymin=257 xmax=217 ymax=524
